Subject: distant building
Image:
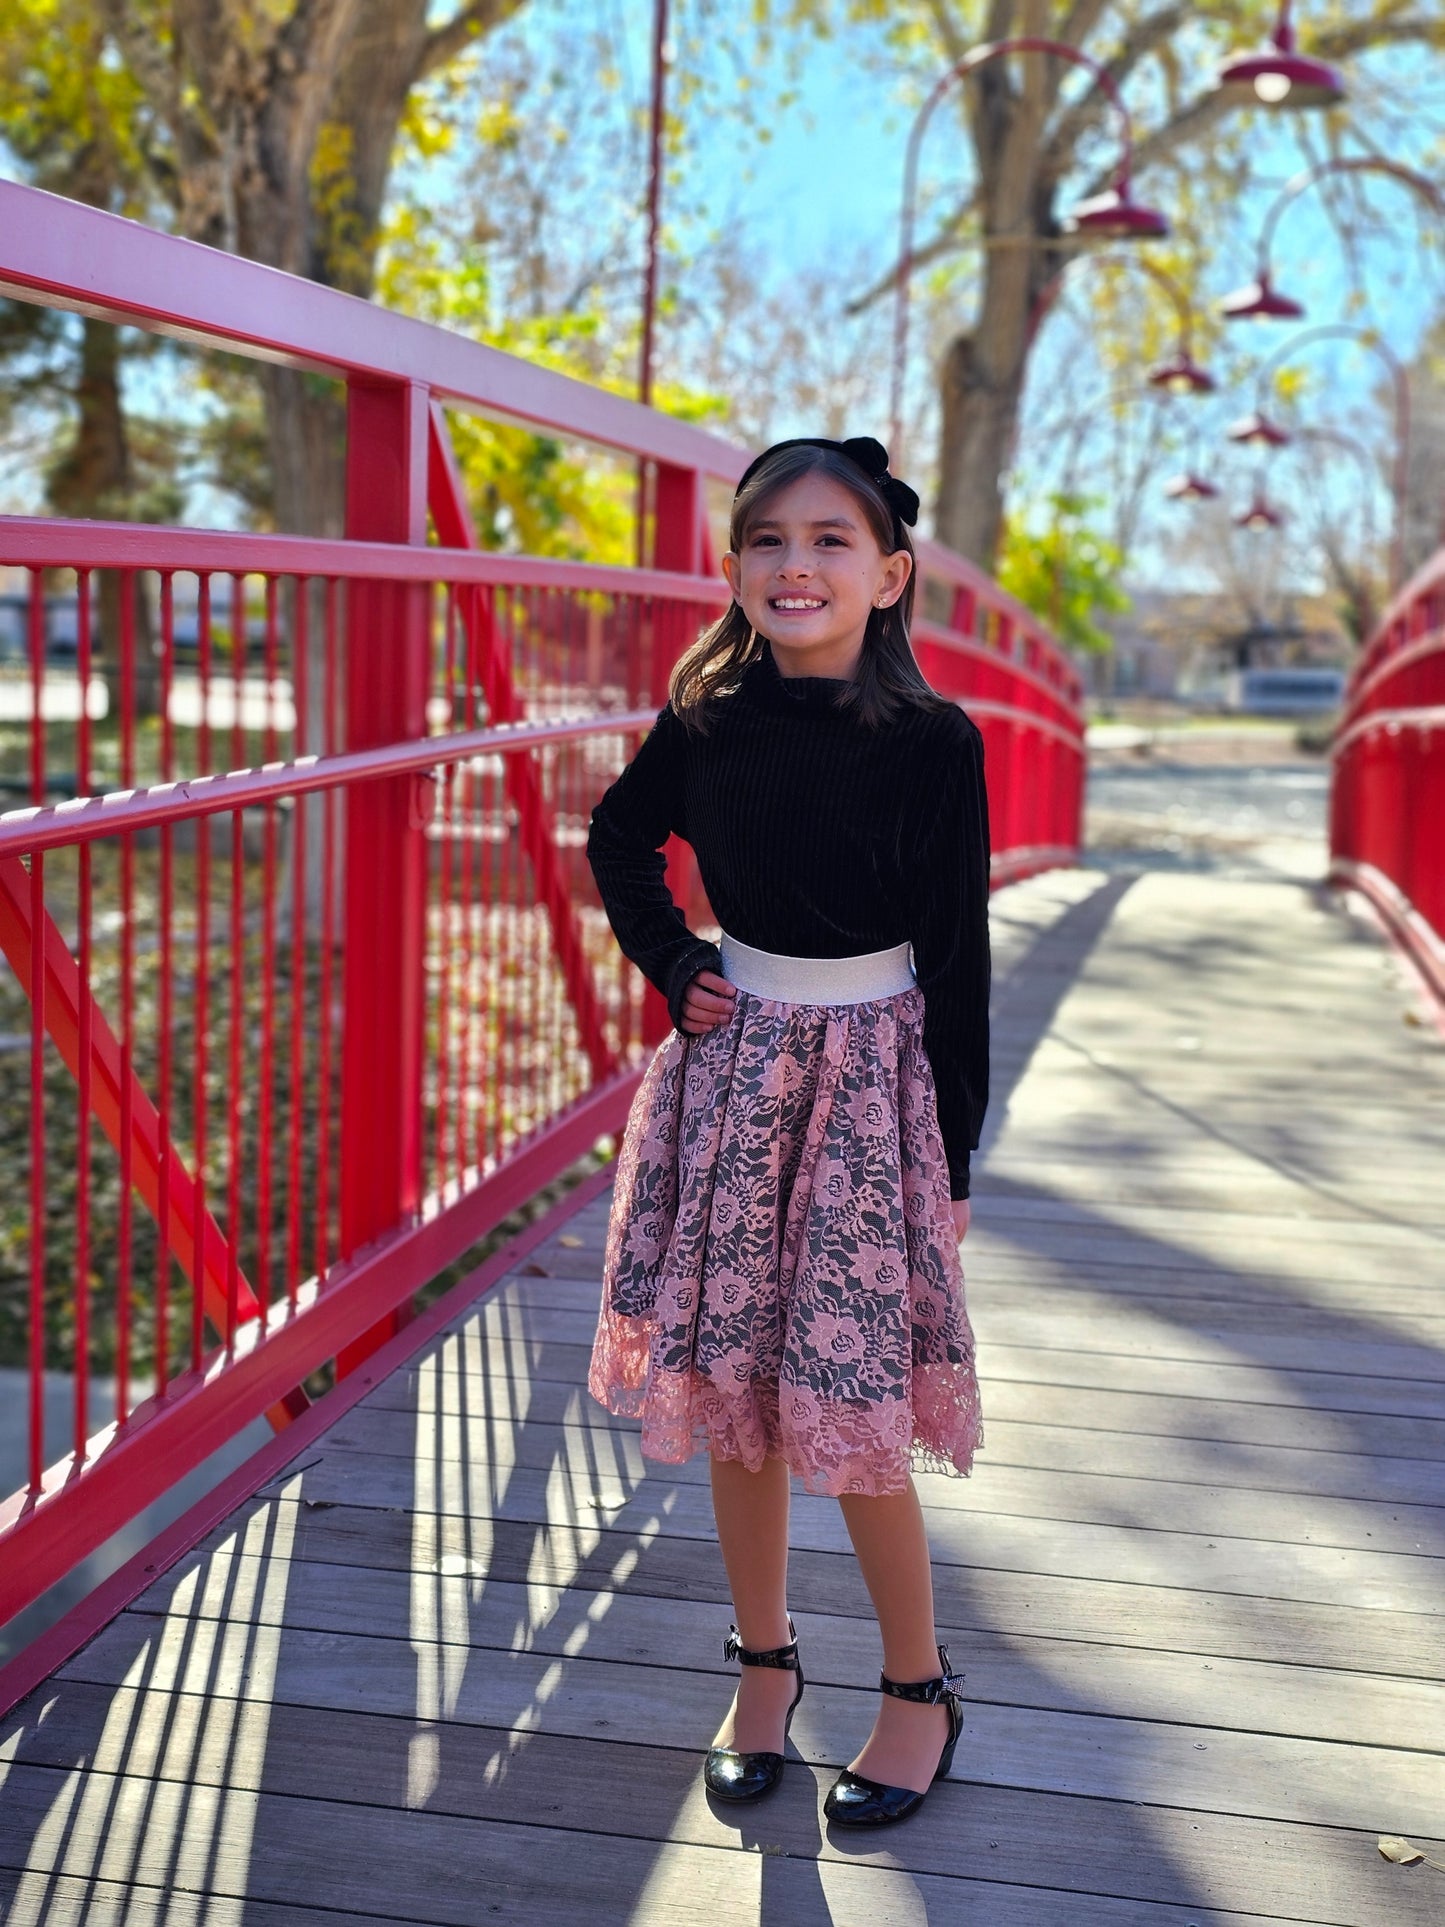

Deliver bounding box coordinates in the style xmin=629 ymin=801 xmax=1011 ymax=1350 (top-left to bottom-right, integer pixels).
xmin=1086 ymin=589 xmax=1351 ymax=704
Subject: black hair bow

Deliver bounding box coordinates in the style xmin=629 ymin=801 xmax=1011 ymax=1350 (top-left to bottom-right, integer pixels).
xmin=735 ymin=435 xmax=920 ymax=531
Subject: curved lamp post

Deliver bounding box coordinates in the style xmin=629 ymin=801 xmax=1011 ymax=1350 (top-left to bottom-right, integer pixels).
xmin=1243 ymin=323 xmax=1409 ymax=583
xmin=1219 ymin=155 xmax=1445 ymax=321
xmin=1042 ymin=252 xmax=1215 ymax=393
xmin=1216 ymin=1 xmax=1346 ymax=109
xmin=638 ymin=0 xmax=671 ymax=406
xmin=889 ymin=37 xmax=1170 ymax=457
xmin=1289 ymin=424 xmax=1384 ymax=569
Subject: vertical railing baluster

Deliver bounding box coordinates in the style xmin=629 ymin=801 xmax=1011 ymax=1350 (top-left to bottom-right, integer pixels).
xmin=116 ymin=571 xmax=136 ymax=1419
xmin=192 ymin=573 xmax=213 ymax=1387
xmin=287 ymin=578 xmax=309 ymax=1313
xmin=158 ymin=572 xmax=181 ymax=1374
xmin=318 ymin=576 xmax=339 ymax=1283
xmin=75 ymin=572 xmax=94 ymax=1445
xmin=226 ymin=573 xmax=245 ymax=1348
xmin=258 ymin=573 xmax=280 ymax=1316
xmin=27 ymin=564 xmax=46 ymax=1494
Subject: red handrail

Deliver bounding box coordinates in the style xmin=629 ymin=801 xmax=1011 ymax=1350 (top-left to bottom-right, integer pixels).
xmin=0 ymin=176 xmax=1085 ymax=1640
xmin=1329 ymin=549 xmax=1445 ymax=1004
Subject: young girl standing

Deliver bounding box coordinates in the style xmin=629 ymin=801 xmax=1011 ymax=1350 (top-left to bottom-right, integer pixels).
xmin=586 ymin=436 xmax=988 ymax=1827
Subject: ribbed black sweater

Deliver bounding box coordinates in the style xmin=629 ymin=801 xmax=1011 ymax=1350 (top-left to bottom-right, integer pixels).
xmin=586 ymin=638 xmax=991 ymax=1198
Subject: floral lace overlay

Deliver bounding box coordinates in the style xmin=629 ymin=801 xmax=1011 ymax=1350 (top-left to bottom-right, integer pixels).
xmin=588 ymin=984 xmax=983 ymax=1497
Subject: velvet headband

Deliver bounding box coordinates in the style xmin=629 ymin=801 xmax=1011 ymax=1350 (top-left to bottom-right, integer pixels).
xmin=734 ymin=436 xmax=920 ymax=539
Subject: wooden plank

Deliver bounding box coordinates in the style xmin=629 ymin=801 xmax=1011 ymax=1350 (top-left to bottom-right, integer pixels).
xmin=164 ymin=1450 xmax=1445 ymax=1614
xmin=0 ymin=1874 xmax=439 ymax=1927
xmin=975 ymin=1344 xmax=1445 ymax=1419
xmin=48 ymin=1619 xmax=1444 ymax=1834
xmin=445 ymin=1287 xmax=1445 ymax=1395
xmin=497 ymin=1259 xmax=1445 ymax=1321
xmin=110 ymin=1556 xmax=1445 ymax=1752
xmin=392 ymin=1333 xmax=1445 ymax=1423
xmin=434 ymin=1293 xmax=1445 ymax=1383
xmin=316 ymin=1404 xmax=1445 ymax=1545
xmin=160 ymin=1485 xmax=1445 ymax=1678
xmin=0 ymin=1759 xmax=1374 ymax=1926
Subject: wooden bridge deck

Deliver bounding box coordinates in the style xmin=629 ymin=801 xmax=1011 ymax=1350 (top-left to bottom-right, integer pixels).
xmin=2 ymin=867 xmax=1443 ymax=1925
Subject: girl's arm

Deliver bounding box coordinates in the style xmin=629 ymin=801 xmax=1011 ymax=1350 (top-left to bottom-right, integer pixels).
xmin=587 ymin=702 xmax=723 ymax=1031
xmin=906 ymin=722 xmax=992 ymax=1203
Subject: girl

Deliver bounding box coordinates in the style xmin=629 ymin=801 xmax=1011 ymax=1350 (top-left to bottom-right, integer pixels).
xmin=586 ymin=435 xmax=988 ymax=1828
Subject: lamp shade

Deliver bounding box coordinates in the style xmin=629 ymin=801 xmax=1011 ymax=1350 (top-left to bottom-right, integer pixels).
xmin=1219 ymin=274 xmax=1306 ymax=321
xmin=1235 ymin=490 xmax=1285 ymax=529
xmin=1062 ymin=183 xmax=1170 ymax=242
xmin=1217 ymin=46 xmax=1346 ymax=110
xmin=1146 ymin=350 xmax=1217 ymax=396
xmin=1164 ymin=471 xmax=1221 ymax=500
xmin=1227 ymin=411 xmax=1292 ymax=448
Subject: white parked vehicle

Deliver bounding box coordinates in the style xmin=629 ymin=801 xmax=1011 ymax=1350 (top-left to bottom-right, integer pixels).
xmin=1225 ymin=666 xmax=1346 ymax=715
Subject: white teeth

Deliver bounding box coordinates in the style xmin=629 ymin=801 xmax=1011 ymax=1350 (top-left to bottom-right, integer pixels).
xmin=772 ymin=598 xmax=824 ymax=609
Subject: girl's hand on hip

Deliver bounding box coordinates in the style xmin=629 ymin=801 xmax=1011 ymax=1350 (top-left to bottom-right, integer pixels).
xmin=680 ymin=968 xmax=738 ymax=1034
xmin=950 ymin=1199 xmax=971 ymax=1242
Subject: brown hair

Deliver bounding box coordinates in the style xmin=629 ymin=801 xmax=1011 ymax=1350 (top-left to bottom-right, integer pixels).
xmin=668 ymin=442 xmax=955 ymax=732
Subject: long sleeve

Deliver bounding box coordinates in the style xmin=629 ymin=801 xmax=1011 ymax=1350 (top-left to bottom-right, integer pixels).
xmin=905 ymin=723 xmax=991 ymax=1199
xmin=587 ymin=701 xmax=723 ymax=1032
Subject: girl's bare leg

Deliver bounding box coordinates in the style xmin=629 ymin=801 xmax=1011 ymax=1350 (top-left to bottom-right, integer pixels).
xmin=837 ymin=1480 xmax=951 ymax=1791
xmin=709 ymin=1454 xmax=799 ymax=1753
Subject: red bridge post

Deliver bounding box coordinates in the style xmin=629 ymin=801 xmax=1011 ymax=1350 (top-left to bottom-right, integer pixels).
xmin=337 ymin=377 xmax=432 ymax=1374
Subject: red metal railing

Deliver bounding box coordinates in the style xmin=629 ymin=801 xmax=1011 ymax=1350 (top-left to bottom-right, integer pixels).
xmin=1329 ymin=550 xmax=1445 ymax=1004
xmin=0 ymin=177 xmax=1083 ymax=1634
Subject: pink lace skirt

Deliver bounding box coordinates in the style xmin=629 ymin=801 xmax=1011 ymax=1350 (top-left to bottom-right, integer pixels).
xmin=588 ymin=980 xmax=983 ymax=1497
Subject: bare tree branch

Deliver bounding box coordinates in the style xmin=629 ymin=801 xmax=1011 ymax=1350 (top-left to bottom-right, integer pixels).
xmin=417 ymin=0 xmax=514 ymax=82
xmin=924 ymin=0 xmax=971 ymax=69
xmin=844 ymin=189 xmax=984 ymax=315
xmin=1042 ymin=7 xmax=1187 ymax=181
xmin=1057 ymin=0 xmax=1113 ymax=56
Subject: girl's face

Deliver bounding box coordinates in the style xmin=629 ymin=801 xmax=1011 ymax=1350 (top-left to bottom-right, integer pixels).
xmin=721 ymin=471 xmax=912 ymax=676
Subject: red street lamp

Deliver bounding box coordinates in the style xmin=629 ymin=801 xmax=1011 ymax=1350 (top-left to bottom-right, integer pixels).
xmin=889 ymin=37 xmax=1170 ymax=456
xmin=1219 ymin=155 xmax=1445 ymax=323
xmin=1147 ymin=348 xmax=1216 ymax=397
xmin=1251 ymin=323 xmax=1410 ymax=584
xmin=1038 ymin=253 xmax=1215 ymax=393
xmin=1218 ymin=275 xmax=1305 ymax=323
xmin=1236 ymin=487 xmax=1286 ymax=531
xmin=1228 ymin=411 xmax=1292 ymax=448
xmin=1165 ymin=471 xmax=1220 ymax=501
xmin=1216 ymin=2 xmax=1346 ymax=110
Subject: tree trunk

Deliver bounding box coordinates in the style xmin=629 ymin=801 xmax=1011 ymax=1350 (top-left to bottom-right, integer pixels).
xmin=45 ymin=315 xmax=161 ymax=719
xmin=931 ymin=39 xmax=1061 ymax=572
xmin=934 ymin=327 xmax=1031 ymax=572
xmin=257 ymin=367 xmax=348 ymax=945
xmin=261 ymin=366 xmax=348 ymax=540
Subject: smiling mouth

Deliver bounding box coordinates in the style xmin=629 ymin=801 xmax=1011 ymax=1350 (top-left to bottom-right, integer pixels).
xmin=769 ymin=597 xmax=827 ymax=611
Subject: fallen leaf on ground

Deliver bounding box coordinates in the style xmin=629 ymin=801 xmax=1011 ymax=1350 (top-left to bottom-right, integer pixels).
xmin=1377 ymin=1837 xmax=1424 ymax=1865
xmin=558 ymin=1234 xmax=584 ymax=1247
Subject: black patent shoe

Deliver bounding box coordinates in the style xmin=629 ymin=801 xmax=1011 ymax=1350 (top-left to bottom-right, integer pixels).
xmin=703 ymin=1616 xmax=805 ymax=1803
xmin=823 ymin=1644 xmax=964 ymax=1828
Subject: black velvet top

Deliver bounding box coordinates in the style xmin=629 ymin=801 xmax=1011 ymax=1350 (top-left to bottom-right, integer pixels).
xmin=586 ymin=638 xmax=991 ymax=1198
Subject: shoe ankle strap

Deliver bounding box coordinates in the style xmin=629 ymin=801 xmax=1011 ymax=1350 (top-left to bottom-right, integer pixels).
xmin=723 ymin=1616 xmax=799 ymax=1670
xmin=879 ymin=1643 xmax=964 ymax=1707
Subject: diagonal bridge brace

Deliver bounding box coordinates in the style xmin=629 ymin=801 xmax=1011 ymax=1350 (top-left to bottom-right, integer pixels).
xmin=0 ymin=856 xmax=308 ymax=1429
xmin=428 ymin=402 xmax=621 ymax=1084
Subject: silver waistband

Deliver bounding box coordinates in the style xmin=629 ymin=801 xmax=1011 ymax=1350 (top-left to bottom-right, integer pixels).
xmin=719 ymin=929 xmax=917 ymax=1004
